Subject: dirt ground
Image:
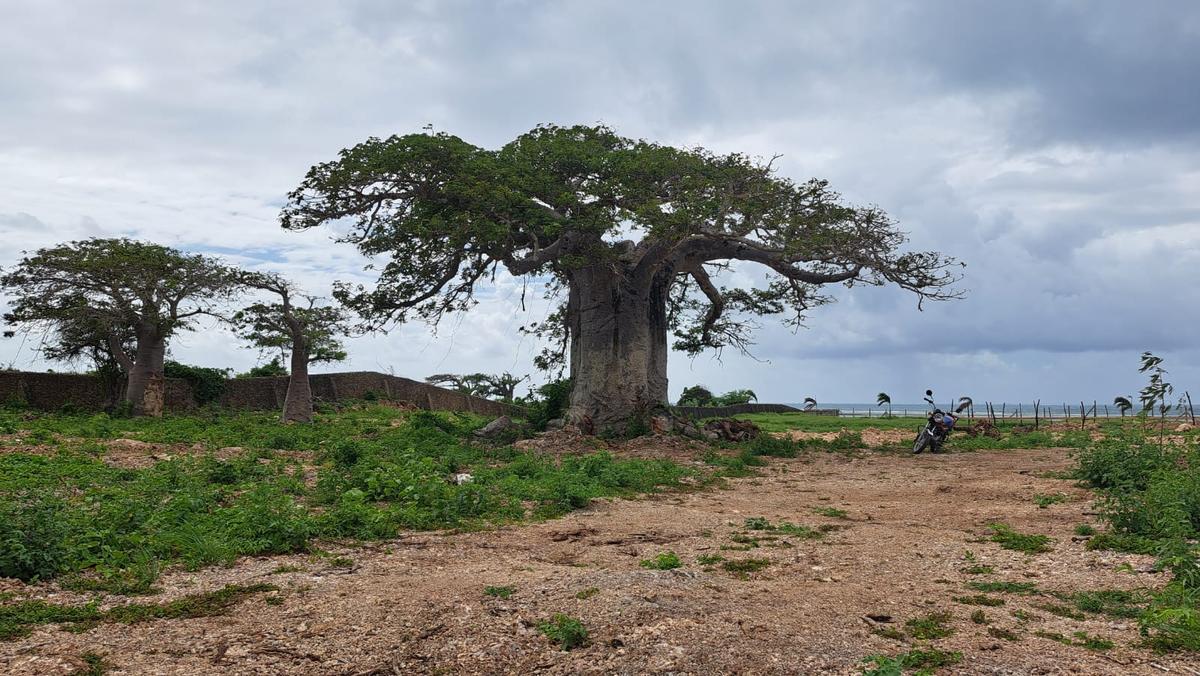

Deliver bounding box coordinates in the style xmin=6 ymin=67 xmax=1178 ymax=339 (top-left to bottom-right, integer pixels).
xmin=5 ymin=446 xmax=1200 ymax=675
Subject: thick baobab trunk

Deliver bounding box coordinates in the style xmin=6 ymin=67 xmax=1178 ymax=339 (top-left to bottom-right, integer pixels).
xmin=125 ymin=328 xmax=166 ymax=417
xmin=564 ymin=264 xmax=669 ymax=434
xmin=282 ymin=335 xmax=313 ymax=423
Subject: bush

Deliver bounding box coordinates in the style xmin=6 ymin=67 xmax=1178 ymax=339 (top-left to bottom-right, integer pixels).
xmin=640 ymin=551 xmax=682 ymax=570
xmin=0 ymin=492 xmax=70 ymax=581
xmin=236 ymin=357 xmax=287 ymax=379
xmin=164 ymin=361 xmax=230 ymax=406
xmin=522 ymin=379 xmax=572 ymax=430
xmin=538 ymin=613 xmax=588 ymax=650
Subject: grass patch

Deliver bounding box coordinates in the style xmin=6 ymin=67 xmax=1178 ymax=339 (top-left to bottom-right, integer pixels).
xmin=1074 ymin=524 xmax=1096 ymax=537
xmin=989 ymin=523 xmax=1053 ymax=554
xmin=1034 ymin=602 xmax=1086 ymax=620
xmin=970 ymin=609 xmax=988 ymax=624
xmin=962 ymin=564 xmax=994 ymax=575
xmin=0 ymin=583 xmax=274 ymax=640
xmin=537 ymin=613 xmax=588 ymax=650
xmin=905 ymin=611 xmax=954 ymax=640
xmin=640 ymin=551 xmax=682 ymax=570
xmin=696 ymin=554 xmax=724 ymax=565
xmin=743 ymin=517 xmax=821 ymax=539
xmin=484 ymin=585 xmax=515 ymax=599
xmin=954 ymin=594 xmax=1004 ymax=607
xmin=721 ymin=558 xmax=772 ymax=577
xmin=812 ymin=506 xmax=848 ymax=519
xmin=574 ymin=587 xmax=599 ymax=600
xmin=967 ymin=580 xmax=1039 ymax=595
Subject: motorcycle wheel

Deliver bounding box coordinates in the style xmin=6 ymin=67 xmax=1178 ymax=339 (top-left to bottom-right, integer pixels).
xmin=912 ymin=430 xmax=930 ymax=454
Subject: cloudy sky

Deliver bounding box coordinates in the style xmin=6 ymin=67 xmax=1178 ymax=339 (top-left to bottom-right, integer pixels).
xmin=2 ymin=0 xmax=1198 ymax=406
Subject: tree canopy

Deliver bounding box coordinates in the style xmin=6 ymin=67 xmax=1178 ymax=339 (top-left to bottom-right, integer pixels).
xmin=282 ymin=124 xmax=960 ymax=358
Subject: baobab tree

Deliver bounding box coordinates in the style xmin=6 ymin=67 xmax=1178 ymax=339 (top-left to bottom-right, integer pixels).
xmin=282 ymin=125 xmax=960 ymax=432
xmin=1 ymin=239 xmax=239 ymax=415
xmin=233 ymin=273 xmax=349 ymax=422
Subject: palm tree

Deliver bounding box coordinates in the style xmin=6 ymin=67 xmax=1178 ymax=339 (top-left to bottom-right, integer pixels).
xmin=803 ymin=397 xmax=817 ymax=411
xmin=876 ymin=392 xmax=891 ymax=417
xmin=1113 ymin=396 xmax=1133 ymax=417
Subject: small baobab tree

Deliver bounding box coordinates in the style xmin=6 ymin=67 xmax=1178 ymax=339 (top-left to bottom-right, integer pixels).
xmin=233 ymin=273 xmax=350 ymax=423
xmin=876 ymin=392 xmax=892 ymax=417
xmin=1113 ymin=396 xmax=1133 ymax=417
xmin=1 ymin=239 xmax=240 ymax=415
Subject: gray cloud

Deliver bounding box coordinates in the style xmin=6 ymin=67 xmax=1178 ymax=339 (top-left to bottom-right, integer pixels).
xmin=1 ymin=0 xmax=1198 ymax=403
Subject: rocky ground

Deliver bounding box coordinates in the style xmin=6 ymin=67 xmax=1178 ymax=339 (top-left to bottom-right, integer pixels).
xmin=5 ymin=445 xmax=1200 ymax=675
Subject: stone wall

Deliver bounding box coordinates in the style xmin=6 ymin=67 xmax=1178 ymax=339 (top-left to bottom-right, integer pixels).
xmin=0 ymin=370 xmax=519 ymax=417
xmin=672 ymin=403 xmax=840 ymax=418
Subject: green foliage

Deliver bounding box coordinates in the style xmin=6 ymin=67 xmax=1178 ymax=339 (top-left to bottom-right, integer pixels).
xmin=721 ymin=558 xmax=772 ymax=575
xmin=639 ymin=551 xmax=682 ymax=570
xmin=484 ymin=586 xmax=515 ymax=599
xmin=677 ymin=385 xmax=716 ymax=406
xmin=0 ymin=583 xmax=274 ymax=640
xmin=427 ymin=372 xmax=526 ymax=402
xmin=967 ymin=581 xmax=1038 ymax=595
xmin=575 ymin=587 xmax=599 ymax=600
xmin=1140 ymin=583 xmax=1200 ymax=652
xmin=0 ymin=491 xmax=70 ymax=581
xmin=521 ymin=379 xmax=572 ymax=431
xmin=1074 ymin=523 xmax=1097 ymax=536
xmin=813 ymin=506 xmax=849 ymax=519
xmin=1033 ymin=492 xmax=1068 ymax=508
xmin=237 ymin=357 xmax=288 ymax=379
xmin=970 ymin=609 xmax=988 ymax=624
xmin=861 ymin=648 xmax=962 ymax=676
xmin=164 ymin=361 xmax=230 ymax=406
xmin=905 ymin=611 xmax=953 ymax=640
xmin=0 ymin=407 xmax=699 ymax=587
xmin=954 ymin=594 xmax=1004 ymax=607
xmin=537 ymin=613 xmax=588 ymax=650
xmin=989 ymin=523 xmax=1053 ymax=554
xmin=696 ymin=554 xmax=724 ymax=565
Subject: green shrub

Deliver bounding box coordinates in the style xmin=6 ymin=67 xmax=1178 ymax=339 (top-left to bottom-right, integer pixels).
xmin=905 ymin=611 xmax=953 ymax=639
xmin=0 ymin=492 xmax=70 ymax=581
xmin=538 ymin=613 xmax=588 ymax=650
xmin=164 ymin=361 xmax=229 ymax=406
xmin=640 ymin=551 xmax=682 ymax=570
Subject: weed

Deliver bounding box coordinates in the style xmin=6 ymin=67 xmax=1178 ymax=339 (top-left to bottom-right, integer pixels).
xmin=1034 ymin=493 xmax=1068 ymax=509
xmin=265 ymin=595 xmax=283 ymax=606
xmin=640 ymin=551 xmax=682 ymax=570
xmin=989 ymin=523 xmax=1053 ymax=554
xmin=1035 ymin=602 xmax=1086 ymax=620
xmin=1073 ymin=632 xmax=1114 ymax=650
xmin=954 ymin=594 xmax=1004 ymax=607
xmin=970 ymin=610 xmax=988 ymax=624
xmin=77 ymin=651 xmax=109 ymax=676
xmin=0 ymin=583 xmax=274 ymax=640
xmin=1011 ymin=609 xmax=1033 ymax=622
xmin=484 ymin=586 xmax=515 ymax=599
xmin=270 ymin=565 xmax=305 ymax=574
xmin=813 ymin=507 xmax=848 ymax=519
xmin=1085 ymin=532 xmax=1157 ymax=555
xmin=861 ymin=648 xmax=962 ymax=676
xmin=721 ymin=558 xmax=771 ymax=576
xmin=1074 ymin=524 xmax=1096 ymax=537
xmin=967 ymin=581 xmax=1039 ymax=595
xmin=987 ymin=626 xmax=1020 ymax=641
xmin=905 ymin=611 xmax=953 ymax=640
xmin=537 ymin=613 xmax=588 ymax=650
xmin=1056 ymin=589 xmax=1147 ymax=619
xmin=962 ymin=564 xmax=994 ymax=575
xmin=575 ymin=587 xmax=599 ymax=600
xmin=697 ymin=554 xmax=725 ymax=565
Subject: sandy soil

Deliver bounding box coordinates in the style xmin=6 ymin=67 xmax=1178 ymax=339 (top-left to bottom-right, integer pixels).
xmin=5 ymin=446 xmax=1200 ymax=675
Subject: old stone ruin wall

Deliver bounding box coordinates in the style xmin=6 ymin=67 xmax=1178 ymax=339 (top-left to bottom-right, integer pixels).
xmin=0 ymin=370 xmax=519 ymax=418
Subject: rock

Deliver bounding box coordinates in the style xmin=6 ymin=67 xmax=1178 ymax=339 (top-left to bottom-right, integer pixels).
xmin=474 ymin=415 xmax=515 ymax=438
xmin=650 ymin=416 xmax=674 ymax=435
xmin=1176 ymin=422 xmax=1193 ymax=432
xmin=545 ymin=418 xmax=565 ymax=431
xmin=453 ymin=473 xmax=474 ymax=485
xmin=701 ymin=418 xmax=761 ymax=442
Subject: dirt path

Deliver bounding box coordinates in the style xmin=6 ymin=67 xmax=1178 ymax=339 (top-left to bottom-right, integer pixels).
xmin=6 ymin=448 xmax=1200 ymax=675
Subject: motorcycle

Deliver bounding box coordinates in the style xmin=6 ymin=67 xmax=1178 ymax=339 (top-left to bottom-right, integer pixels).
xmin=912 ymin=389 xmax=970 ymax=454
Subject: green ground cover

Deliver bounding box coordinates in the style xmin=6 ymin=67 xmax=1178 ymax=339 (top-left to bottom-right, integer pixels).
xmin=0 ymin=405 xmax=704 ymax=592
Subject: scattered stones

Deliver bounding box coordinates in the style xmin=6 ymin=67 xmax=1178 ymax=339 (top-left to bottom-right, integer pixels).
xmin=701 ymin=418 xmax=761 ymax=442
